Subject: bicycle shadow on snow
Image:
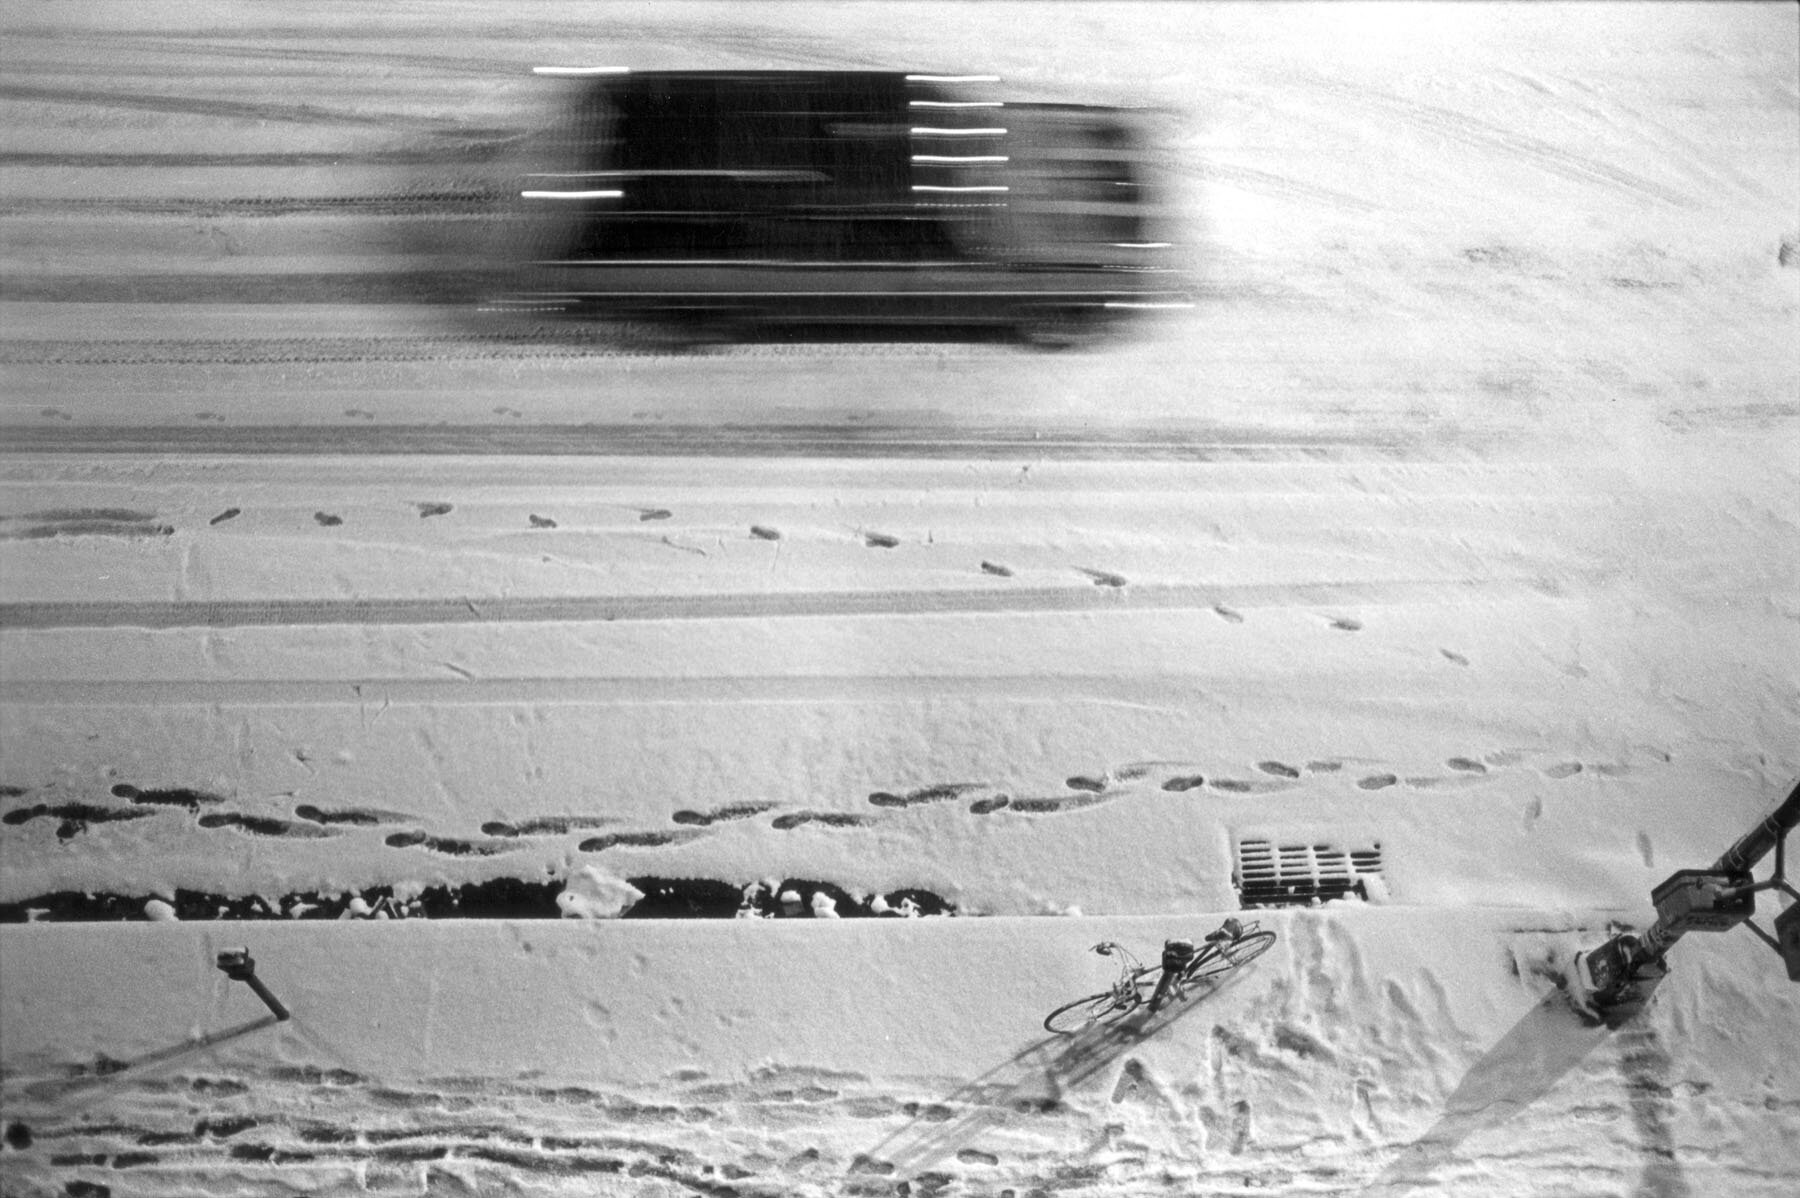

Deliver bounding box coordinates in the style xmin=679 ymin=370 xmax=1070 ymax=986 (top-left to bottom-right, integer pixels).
xmin=851 ymin=967 xmax=1254 ymax=1186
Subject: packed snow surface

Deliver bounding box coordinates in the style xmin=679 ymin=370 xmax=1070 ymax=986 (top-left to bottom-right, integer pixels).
xmin=2 ymin=2 xmax=1798 ymax=1195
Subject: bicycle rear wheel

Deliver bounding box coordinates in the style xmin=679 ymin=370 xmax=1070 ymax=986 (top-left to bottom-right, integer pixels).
xmin=1184 ymin=931 xmax=1278 ymax=985
xmin=1223 ymin=930 xmax=1277 ymax=967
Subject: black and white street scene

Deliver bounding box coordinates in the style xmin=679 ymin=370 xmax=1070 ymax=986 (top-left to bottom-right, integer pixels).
xmin=3 ymin=3 xmax=1797 ymax=1195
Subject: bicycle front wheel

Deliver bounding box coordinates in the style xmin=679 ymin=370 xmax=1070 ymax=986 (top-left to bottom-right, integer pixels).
xmin=1044 ymin=988 xmax=1138 ymax=1034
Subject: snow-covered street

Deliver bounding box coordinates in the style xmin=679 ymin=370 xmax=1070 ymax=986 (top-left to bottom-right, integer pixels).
xmin=3 ymin=3 xmax=1797 ymax=1194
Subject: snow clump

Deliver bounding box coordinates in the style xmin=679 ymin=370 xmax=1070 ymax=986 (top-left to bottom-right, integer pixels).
xmin=556 ymin=866 xmax=645 ymax=919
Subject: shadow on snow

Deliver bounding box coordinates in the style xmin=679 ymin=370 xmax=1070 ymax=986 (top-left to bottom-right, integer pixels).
xmin=1363 ymin=988 xmax=1690 ymax=1196
xmin=852 ymin=965 xmax=1253 ymax=1185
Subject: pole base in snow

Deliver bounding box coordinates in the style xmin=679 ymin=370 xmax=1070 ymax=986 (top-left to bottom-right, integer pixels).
xmin=215 ymin=950 xmax=291 ymax=1022
xmin=1570 ymin=934 xmax=1666 ymax=1027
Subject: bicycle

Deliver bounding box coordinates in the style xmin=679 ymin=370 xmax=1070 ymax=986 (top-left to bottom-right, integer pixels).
xmin=1042 ymin=918 xmax=1277 ymax=1034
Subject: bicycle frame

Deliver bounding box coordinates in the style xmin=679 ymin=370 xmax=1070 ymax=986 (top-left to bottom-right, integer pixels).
xmin=1045 ymin=922 xmax=1276 ymax=1034
xmin=1166 ymin=920 xmax=1267 ymax=998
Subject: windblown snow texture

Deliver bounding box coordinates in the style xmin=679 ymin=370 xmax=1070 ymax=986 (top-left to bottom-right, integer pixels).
xmin=2 ymin=2 xmax=1798 ymax=1195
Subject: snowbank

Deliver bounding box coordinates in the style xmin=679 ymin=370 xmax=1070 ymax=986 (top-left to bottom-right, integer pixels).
xmin=4 ymin=908 xmax=1796 ymax=1194
xmin=1 ymin=2 xmax=1796 ymax=1195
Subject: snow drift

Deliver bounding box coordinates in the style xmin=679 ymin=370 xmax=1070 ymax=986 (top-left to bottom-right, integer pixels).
xmin=2 ymin=2 xmax=1797 ymax=1195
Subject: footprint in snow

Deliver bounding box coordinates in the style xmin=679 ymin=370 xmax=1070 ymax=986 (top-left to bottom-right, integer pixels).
xmin=578 ymin=830 xmax=699 ymax=851
xmin=482 ymin=816 xmax=616 ymax=837
xmin=294 ymin=805 xmax=377 ymax=826
xmin=771 ymin=811 xmax=874 ymax=830
xmin=1358 ymin=774 xmax=1399 ymax=790
xmin=1545 ymin=761 xmax=1583 ymax=780
xmin=1257 ymin=761 xmax=1301 ymax=779
xmin=850 ymin=1155 xmax=894 ymax=1176
xmin=1230 ymin=1099 xmax=1252 ymax=1154
xmin=112 ymin=784 xmax=223 ymax=808
xmin=1078 ymin=567 xmax=1128 ymax=588
xmin=671 ymin=801 xmax=778 ymax=826
xmin=384 ymin=830 xmax=511 ymax=856
xmin=868 ymin=784 xmax=979 ymax=809
xmin=1000 ymin=796 xmax=1089 ymax=814
xmin=199 ymin=811 xmax=320 ymax=838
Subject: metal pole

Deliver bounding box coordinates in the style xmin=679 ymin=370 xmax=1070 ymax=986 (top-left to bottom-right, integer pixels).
xmin=1712 ymin=779 xmax=1800 ymax=875
xmin=241 ymin=972 xmax=291 ymax=1022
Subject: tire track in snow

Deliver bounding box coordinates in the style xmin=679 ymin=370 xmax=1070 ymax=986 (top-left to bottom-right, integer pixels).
xmin=0 ymin=81 xmax=492 ymax=132
xmin=1287 ymin=70 xmax=1701 ymax=210
xmin=1498 ymin=69 xmax=1777 ymax=204
xmin=0 ymin=576 xmax=1546 ymax=631
xmin=4 ymin=28 xmax=552 ymax=81
xmin=0 ymin=675 xmax=1262 ymax=709
xmin=1178 ymin=161 xmax=1383 ymax=215
xmin=0 ymin=273 xmax=503 ymax=305
xmin=0 ymin=335 xmax=1021 ymax=365
xmin=0 ymin=336 xmax=648 ymax=366
xmin=0 ymin=146 xmax=516 ymax=168
xmin=0 ymin=423 xmax=1419 ymax=460
xmin=0 ymin=193 xmax=502 ymax=218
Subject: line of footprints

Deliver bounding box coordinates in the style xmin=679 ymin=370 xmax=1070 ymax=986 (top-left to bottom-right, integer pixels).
xmin=3 ymin=749 xmax=1635 ymax=858
xmin=172 ymin=502 xmax=1390 ymax=608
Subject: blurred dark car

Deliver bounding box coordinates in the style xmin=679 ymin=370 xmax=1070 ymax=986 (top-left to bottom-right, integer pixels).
xmin=502 ymin=70 xmax=1189 ymax=346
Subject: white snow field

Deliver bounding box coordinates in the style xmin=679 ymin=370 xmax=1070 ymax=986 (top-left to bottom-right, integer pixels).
xmin=2 ymin=2 xmax=1798 ymax=1195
